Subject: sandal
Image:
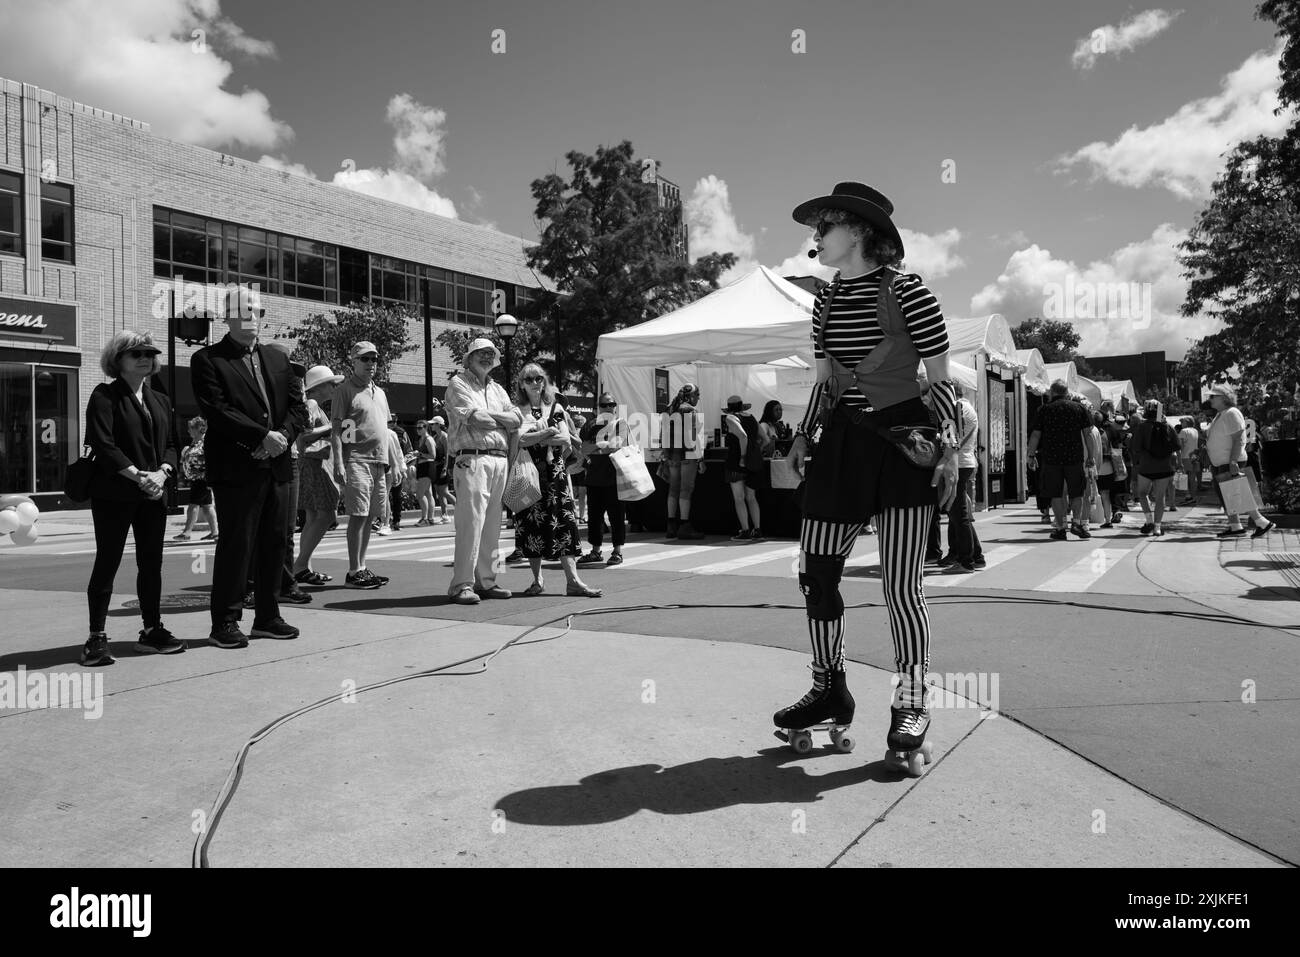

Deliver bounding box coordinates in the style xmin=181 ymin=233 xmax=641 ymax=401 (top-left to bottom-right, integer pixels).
xmin=522 ymin=581 xmax=545 ymax=596
xmin=566 ymin=582 xmax=603 ymax=598
xmin=294 ymin=569 xmax=328 ymax=587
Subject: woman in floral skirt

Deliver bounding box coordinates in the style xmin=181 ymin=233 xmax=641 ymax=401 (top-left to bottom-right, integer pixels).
xmin=513 ymin=362 xmax=601 ymax=597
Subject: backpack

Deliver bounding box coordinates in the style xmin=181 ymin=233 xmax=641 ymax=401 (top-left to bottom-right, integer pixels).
xmin=1146 ymin=421 xmax=1177 ymax=459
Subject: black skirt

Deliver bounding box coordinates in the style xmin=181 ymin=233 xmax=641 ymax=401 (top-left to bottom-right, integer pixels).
xmin=801 ymin=398 xmax=940 ymax=524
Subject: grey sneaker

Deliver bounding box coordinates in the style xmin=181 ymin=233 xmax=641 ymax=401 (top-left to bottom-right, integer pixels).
xmin=134 ymin=625 xmax=185 ymax=655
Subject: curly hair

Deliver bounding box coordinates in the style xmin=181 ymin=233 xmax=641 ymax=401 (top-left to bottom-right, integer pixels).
xmin=806 ymin=206 xmax=903 ymax=267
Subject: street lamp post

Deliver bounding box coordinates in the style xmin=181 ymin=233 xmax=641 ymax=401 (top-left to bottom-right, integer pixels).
xmin=494 ymin=313 xmax=518 ymax=390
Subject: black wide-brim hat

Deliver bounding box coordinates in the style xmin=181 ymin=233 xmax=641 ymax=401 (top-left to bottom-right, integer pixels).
xmin=792 ymin=182 xmax=905 ymax=260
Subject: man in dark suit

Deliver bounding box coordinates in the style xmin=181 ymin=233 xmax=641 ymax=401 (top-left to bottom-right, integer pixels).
xmin=192 ymin=301 xmax=307 ymax=647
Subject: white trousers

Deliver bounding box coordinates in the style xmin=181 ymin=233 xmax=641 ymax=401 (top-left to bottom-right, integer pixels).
xmin=449 ymin=454 xmax=508 ymax=594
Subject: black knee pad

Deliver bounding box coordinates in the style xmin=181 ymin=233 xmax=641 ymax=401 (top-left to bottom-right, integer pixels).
xmin=799 ymin=553 xmax=845 ymax=620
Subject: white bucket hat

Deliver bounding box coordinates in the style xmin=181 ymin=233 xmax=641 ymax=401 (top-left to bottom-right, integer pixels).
xmin=304 ymin=365 xmax=344 ymax=392
xmin=465 ymin=337 xmax=501 ymax=370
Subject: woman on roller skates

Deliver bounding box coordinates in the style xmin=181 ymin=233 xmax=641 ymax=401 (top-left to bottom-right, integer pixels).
xmin=778 ymin=182 xmax=961 ymax=776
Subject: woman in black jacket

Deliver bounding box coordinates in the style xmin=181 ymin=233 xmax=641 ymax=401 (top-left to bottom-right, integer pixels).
xmin=81 ymin=331 xmax=183 ymax=666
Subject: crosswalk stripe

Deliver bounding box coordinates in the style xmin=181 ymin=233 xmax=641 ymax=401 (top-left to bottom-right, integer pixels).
xmin=845 ymin=550 xmax=879 ymax=572
xmin=1034 ymin=546 xmax=1135 ymax=592
xmin=615 ymin=543 xmax=723 ymax=568
xmin=926 ymin=546 xmax=1029 ymax=588
xmin=689 ymin=544 xmax=799 ymax=575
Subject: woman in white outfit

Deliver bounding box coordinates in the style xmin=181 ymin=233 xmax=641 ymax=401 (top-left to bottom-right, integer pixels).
xmin=445 ymin=338 xmax=525 ymax=604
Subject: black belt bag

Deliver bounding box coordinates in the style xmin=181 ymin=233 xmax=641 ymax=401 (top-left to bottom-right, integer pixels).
xmin=828 ymin=403 xmax=944 ymax=471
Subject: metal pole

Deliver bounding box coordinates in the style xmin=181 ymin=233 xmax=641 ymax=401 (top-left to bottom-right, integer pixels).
xmin=553 ymin=305 xmax=562 ymax=395
xmin=421 ymin=276 xmax=433 ymax=417
xmin=166 ymin=294 xmax=180 ymax=514
xmin=503 ymin=337 xmax=513 ymax=392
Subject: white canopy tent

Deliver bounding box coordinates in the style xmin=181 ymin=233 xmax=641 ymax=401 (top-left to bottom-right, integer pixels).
xmin=1097 ymin=379 xmax=1139 ymax=409
xmin=1014 ymin=349 xmax=1050 ymax=394
xmin=1044 ymin=361 xmax=1079 ymax=394
xmin=596 ymin=266 xmax=817 ymax=447
xmin=1075 ymin=375 xmax=1104 ymax=409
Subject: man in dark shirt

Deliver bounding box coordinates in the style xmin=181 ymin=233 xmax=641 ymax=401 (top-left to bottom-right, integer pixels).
xmin=1026 ymin=379 xmax=1098 ymax=541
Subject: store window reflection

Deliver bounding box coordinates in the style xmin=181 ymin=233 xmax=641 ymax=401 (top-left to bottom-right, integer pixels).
xmin=0 ymin=363 xmax=79 ymax=494
xmin=0 ymin=363 xmax=32 ymax=493
xmin=35 ymin=368 xmax=76 ymax=492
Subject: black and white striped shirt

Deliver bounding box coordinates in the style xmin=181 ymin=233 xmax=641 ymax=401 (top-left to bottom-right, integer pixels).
xmin=799 ymin=267 xmax=953 ymax=435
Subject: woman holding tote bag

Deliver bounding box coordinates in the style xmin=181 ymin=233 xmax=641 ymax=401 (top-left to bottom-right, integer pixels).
xmin=511 ymin=363 xmax=600 ymax=598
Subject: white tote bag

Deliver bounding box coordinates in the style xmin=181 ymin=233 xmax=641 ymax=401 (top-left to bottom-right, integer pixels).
xmin=1218 ymin=473 xmax=1263 ymax=515
xmin=611 ymin=446 xmax=655 ymax=501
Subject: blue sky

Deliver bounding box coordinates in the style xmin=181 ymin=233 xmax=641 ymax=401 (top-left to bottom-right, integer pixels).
xmin=0 ymin=0 xmax=1289 ymax=359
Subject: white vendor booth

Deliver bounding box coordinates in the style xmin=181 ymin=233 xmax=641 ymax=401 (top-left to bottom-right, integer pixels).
xmin=597 ymin=268 xmax=1034 ymax=511
xmin=595 ymin=267 xmax=817 ymax=454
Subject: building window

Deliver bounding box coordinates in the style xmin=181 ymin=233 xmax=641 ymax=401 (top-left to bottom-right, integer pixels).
xmin=0 ymin=171 xmax=20 ymax=256
xmin=40 ymin=182 xmax=75 ymax=264
xmin=370 ymin=256 xmax=420 ymax=309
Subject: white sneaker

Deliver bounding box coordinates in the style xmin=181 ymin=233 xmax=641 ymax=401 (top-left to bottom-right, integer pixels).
xmin=375 ymin=526 xmax=391 ymax=536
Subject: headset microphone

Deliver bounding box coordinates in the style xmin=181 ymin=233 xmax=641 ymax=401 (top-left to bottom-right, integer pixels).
xmin=807 ymin=249 xmax=818 ymax=258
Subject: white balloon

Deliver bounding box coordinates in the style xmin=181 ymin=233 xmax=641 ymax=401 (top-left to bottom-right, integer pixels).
xmin=0 ymin=511 xmax=18 ymax=534
xmin=14 ymin=501 xmax=38 ymax=526
xmin=10 ymin=524 xmax=39 ymax=545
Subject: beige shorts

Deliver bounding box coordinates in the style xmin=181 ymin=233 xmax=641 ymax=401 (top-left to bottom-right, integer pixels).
xmin=344 ymin=459 xmax=385 ymax=517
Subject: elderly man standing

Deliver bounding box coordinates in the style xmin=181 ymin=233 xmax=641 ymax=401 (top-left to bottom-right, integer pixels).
xmin=192 ymin=303 xmax=307 ymax=647
xmin=445 ymin=338 xmax=524 ymax=605
xmin=331 ymin=341 xmax=393 ymax=589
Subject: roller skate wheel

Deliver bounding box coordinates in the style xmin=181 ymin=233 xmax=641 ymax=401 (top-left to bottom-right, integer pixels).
xmin=831 ymin=730 xmax=855 ymax=753
xmin=907 ymin=752 xmax=926 ymax=776
xmin=790 ymin=731 xmax=813 ymax=754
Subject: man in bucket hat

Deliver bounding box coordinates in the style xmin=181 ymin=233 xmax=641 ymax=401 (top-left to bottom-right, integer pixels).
xmin=775 ymin=180 xmax=963 ymax=775
xmin=445 ymin=338 xmax=525 ymax=604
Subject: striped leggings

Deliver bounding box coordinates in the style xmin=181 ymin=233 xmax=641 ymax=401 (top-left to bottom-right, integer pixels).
xmin=800 ymin=506 xmax=934 ymax=708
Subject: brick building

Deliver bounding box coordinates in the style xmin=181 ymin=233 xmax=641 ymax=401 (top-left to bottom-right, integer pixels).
xmin=0 ymin=78 xmax=556 ymax=508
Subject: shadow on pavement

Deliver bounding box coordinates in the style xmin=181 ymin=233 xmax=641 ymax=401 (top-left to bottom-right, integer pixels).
xmin=493 ymin=748 xmax=914 ymax=826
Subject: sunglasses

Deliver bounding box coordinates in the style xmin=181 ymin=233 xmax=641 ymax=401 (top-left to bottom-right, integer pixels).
xmin=813 ymin=219 xmax=838 ymax=239
xmin=599 ymin=403 xmax=617 ymax=409
xmin=357 ymin=356 xmax=378 ymax=362
xmin=124 ymin=349 xmax=156 ymax=359
xmin=523 ymin=376 xmax=546 ymax=384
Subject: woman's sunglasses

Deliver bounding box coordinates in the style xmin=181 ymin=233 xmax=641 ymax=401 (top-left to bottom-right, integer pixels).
xmin=123 ymin=349 xmax=155 ymax=359
xmin=523 ymin=376 xmax=546 ymax=384
xmin=813 ymin=219 xmax=838 ymax=239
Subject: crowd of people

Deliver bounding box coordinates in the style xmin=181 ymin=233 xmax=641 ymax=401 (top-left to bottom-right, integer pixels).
xmin=72 ymin=178 xmax=1285 ymax=782
xmin=1025 ymin=380 xmax=1275 ymax=543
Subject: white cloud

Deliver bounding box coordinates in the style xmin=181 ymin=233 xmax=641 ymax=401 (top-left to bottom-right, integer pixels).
xmin=387 ymin=93 xmax=449 ymax=181
xmin=333 ymin=168 xmax=458 ymax=218
xmin=769 ymin=236 xmax=836 ymax=282
xmin=766 ymin=226 xmax=963 ymax=283
xmin=258 ymin=94 xmax=458 ymax=219
xmin=256 ymin=155 xmax=317 ymax=179
xmin=968 ymin=224 xmax=1216 ymax=360
xmin=0 ymin=0 xmax=291 ymax=151
xmin=686 ymin=175 xmax=758 ymax=284
xmin=1072 ymin=9 xmax=1182 ymax=70
xmin=1057 ymin=42 xmax=1293 ymax=200
xmin=899 ymin=227 xmax=964 ymax=278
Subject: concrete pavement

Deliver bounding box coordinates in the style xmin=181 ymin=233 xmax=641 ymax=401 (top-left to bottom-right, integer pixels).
xmin=0 ymin=498 xmax=1293 ymax=867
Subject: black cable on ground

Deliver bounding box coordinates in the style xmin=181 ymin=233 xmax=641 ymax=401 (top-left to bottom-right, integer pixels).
xmin=192 ymin=593 xmax=1296 ymax=867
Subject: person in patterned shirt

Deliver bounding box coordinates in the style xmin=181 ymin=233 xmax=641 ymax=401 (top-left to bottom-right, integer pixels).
xmin=777 ymin=182 xmax=963 ymax=770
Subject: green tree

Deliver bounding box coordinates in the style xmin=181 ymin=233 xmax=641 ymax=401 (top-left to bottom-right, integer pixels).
xmin=1010 ymin=317 xmax=1082 ymax=363
xmin=525 ymin=141 xmax=737 ymax=393
xmin=1178 ymin=0 xmax=1300 ymax=419
xmin=279 ymin=299 xmax=418 ymax=388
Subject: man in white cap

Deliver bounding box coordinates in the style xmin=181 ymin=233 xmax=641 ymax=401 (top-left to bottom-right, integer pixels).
xmin=445 ymin=338 xmax=524 ymax=604
xmin=330 ymin=340 xmax=393 ymax=588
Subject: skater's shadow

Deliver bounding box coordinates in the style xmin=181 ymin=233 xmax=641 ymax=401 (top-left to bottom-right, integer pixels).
xmin=493 ymin=749 xmax=911 ymax=826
